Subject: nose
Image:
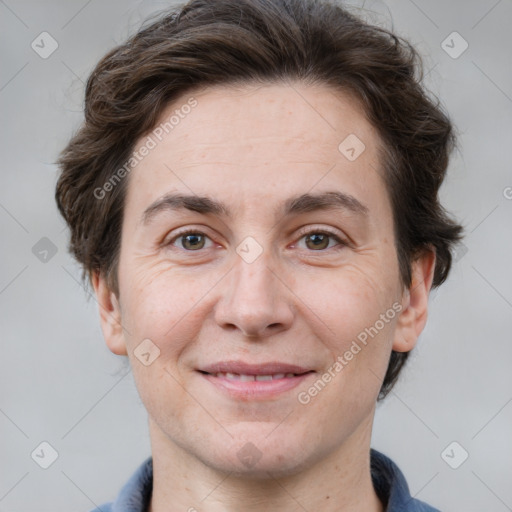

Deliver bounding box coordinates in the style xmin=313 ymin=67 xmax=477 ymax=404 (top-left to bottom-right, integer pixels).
xmin=214 ymin=252 xmax=294 ymax=339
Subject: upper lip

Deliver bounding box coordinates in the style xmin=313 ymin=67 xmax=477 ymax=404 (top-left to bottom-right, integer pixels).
xmin=198 ymin=361 xmax=314 ymax=375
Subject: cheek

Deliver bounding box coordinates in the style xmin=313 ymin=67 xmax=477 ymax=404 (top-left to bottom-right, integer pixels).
xmin=297 ymin=261 xmax=397 ymax=339
xmin=291 ymin=262 xmax=400 ymax=405
xmin=119 ymin=260 xmax=217 ymax=360
xmin=130 ymin=361 xmax=195 ymax=438
xmin=120 ymin=267 xmax=210 ymax=425
xmin=296 ymin=283 xmax=397 ymax=423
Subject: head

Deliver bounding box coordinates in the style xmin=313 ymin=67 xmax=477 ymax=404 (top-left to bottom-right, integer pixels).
xmin=56 ymin=0 xmax=463 ymax=476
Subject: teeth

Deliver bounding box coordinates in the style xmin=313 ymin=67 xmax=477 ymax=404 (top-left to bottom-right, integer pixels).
xmin=214 ymin=372 xmax=297 ymax=380
xmin=256 ymin=375 xmax=272 ymax=381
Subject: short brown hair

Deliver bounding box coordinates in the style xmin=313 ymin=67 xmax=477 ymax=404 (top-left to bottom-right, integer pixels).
xmin=55 ymin=0 xmax=464 ymax=399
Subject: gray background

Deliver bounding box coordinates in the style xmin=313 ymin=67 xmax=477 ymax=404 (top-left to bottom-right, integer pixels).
xmin=1 ymin=0 xmax=511 ymax=510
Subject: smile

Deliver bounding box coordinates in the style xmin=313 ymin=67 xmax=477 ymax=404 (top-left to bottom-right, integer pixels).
xmin=211 ymin=372 xmax=300 ymax=381
xmin=197 ymin=365 xmax=316 ymax=400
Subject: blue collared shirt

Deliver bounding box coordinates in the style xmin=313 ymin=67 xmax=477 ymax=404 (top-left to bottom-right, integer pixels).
xmin=91 ymin=449 xmax=441 ymax=511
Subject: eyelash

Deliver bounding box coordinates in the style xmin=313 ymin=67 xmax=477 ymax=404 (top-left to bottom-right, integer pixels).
xmin=295 ymin=226 xmax=347 ymax=251
xmin=166 ymin=227 xmax=348 ymax=253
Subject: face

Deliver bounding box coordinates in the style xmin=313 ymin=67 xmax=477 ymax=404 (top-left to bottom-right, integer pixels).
xmin=94 ymin=82 xmax=434 ymax=477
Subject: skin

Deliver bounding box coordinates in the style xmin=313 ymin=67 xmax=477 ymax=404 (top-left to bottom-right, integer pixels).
xmin=93 ymin=82 xmax=435 ymax=511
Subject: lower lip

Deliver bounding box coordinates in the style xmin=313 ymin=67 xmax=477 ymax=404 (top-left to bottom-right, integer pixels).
xmin=198 ymin=372 xmax=314 ymax=400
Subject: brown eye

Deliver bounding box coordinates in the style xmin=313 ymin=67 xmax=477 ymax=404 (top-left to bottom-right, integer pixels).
xmin=177 ymin=233 xmax=207 ymax=250
xmin=296 ymin=229 xmax=346 ymax=252
xmin=305 ymin=233 xmax=331 ymax=250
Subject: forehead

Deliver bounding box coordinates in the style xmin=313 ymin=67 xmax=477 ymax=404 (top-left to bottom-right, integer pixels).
xmin=125 ymin=82 xmax=389 ymax=222
xmin=151 ymin=82 xmax=378 ymax=160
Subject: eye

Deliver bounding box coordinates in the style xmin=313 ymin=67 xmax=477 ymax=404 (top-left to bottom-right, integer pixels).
xmin=296 ymin=229 xmax=346 ymax=251
xmin=165 ymin=227 xmax=347 ymax=253
xmin=169 ymin=231 xmax=213 ymax=251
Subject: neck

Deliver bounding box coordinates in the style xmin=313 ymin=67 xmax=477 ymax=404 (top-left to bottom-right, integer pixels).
xmin=147 ymin=417 xmax=384 ymax=512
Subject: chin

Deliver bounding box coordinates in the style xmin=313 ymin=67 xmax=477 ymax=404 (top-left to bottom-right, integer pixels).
xmin=209 ymin=452 xmax=312 ymax=480
xmin=199 ymin=429 xmax=320 ymax=480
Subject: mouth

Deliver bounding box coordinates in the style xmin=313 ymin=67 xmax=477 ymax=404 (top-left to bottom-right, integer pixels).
xmin=201 ymin=371 xmax=308 ymax=381
xmin=196 ymin=361 xmax=316 ymax=400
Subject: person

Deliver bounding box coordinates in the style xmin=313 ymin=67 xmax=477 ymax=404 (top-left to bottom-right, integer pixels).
xmin=55 ymin=0 xmax=464 ymax=510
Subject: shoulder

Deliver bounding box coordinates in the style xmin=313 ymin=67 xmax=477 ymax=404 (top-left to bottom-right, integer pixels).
xmin=370 ymin=449 xmax=442 ymax=511
xmin=89 ymin=504 xmax=112 ymax=512
xmin=87 ymin=457 xmax=153 ymax=512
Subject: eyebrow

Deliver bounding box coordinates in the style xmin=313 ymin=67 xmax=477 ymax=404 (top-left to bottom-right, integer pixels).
xmin=141 ymin=190 xmax=369 ymax=225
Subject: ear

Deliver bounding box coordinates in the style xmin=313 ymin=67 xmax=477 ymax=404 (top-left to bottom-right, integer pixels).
xmin=91 ymin=271 xmax=128 ymax=356
xmin=393 ymin=248 xmax=436 ymax=353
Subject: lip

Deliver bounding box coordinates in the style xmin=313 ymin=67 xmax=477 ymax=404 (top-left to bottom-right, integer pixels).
xmin=197 ymin=360 xmax=315 ymax=400
xmin=199 ymin=361 xmax=313 ymax=375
